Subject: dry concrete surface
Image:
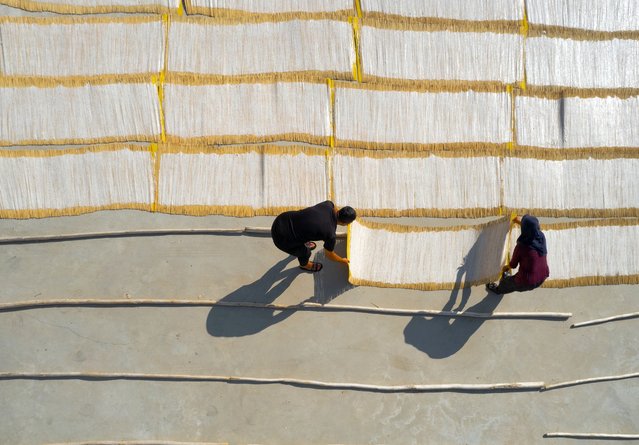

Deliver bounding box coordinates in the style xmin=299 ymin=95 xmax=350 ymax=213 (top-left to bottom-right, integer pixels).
xmin=0 ymin=210 xmax=638 ymax=445
xmin=0 ymin=4 xmax=637 ymax=443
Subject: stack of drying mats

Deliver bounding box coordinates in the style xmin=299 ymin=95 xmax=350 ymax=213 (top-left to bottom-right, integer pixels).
xmin=0 ymin=0 xmax=637 ymax=289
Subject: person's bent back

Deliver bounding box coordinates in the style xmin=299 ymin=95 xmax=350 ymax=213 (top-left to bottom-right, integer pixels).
xmin=271 ymin=201 xmax=356 ymax=272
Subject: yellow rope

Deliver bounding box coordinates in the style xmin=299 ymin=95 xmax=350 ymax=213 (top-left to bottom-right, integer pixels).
xmin=519 ymin=2 xmax=529 ymax=91
xmin=353 ymin=0 xmax=362 ymax=18
xmin=348 ymin=17 xmax=363 ymax=82
xmin=150 ymin=143 xmax=160 ymax=212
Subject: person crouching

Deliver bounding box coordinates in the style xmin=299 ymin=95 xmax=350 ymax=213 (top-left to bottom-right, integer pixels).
xmin=486 ymin=214 xmax=549 ymax=294
xmin=271 ymin=201 xmax=356 ymax=272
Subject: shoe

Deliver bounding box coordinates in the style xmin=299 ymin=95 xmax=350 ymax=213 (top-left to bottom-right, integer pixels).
xmin=299 ymin=262 xmax=323 ymax=272
xmin=485 ymin=282 xmax=499 ymax=293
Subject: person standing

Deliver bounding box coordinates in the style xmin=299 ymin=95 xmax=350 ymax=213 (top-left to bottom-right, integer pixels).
xmin=271 ymin=201 xmax=356 ymax=272
xmin=486 ymin=214 xmax=549 ymax=294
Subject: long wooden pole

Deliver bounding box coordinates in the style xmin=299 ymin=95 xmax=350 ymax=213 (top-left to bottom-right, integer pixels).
xmin=0 ymin=372 xmax=544 ymax=393
xmin=0 ymin=298 xmax=572 ymax=320
xmin=544 ymin=432 xmax=639 ymax=440
xmin=45 ymin=442 xmax=227 ymax=445
xmin=571 ymin=312 xmax=639 ymax=328
xmin=0 ymin=227 xmax=347 ymax=244
xmin=543 ymin=372 xmax=639 ymax=391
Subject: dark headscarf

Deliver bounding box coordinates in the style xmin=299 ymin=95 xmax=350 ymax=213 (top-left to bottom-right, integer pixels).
xmin=517 ymin=214 xmax=547 ymax=256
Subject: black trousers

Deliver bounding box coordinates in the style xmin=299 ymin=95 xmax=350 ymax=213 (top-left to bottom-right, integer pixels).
xmin=495 ymin=275 xmax=543 ymax=294
xmin=271 ymin=215 xmax=311 ymax=266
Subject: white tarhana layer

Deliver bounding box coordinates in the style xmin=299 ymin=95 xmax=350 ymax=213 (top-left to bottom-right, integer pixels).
xmin=168 ymin=20 xmax=354 ymax=76
xmin=159 ymin=150 xmax=326 ymax=209
xmin=360 ymin=27 xmax=523 ymax=83
xmin=186 ymin=0 xmax=352 ymax=14
xmin=0 ymin=150 xmax=153 ymax=211
xmin=509 ymin=224 xmax=639 ymax=281
xmin=361 ymin=0 xmax=522 ymax=21
xmin=3 ymin=0 xmax=179 ymax=11
xmin=164 ymin=82 xmax=331 ymax=140
xmin=0 ymin=83 xmax=160 ymax=145
xmin=526 ymin=37 xmax=639 ymax=89
xmin=0 ymin=20 xmax=165 ymax=77
xmin=333 ymin=154 xmax=501 ymax=211
xmin=527 ymin=0 xmax=639 ymax=32
xmin=349 ymin=219 xmax=510 ymax=287
xmin=504 ymin=157 xmax=639 ymax=211
xmin=335 ymin=88 xmax=510 ymax=145
xmin=516 ymin=96 xmax=639 ymax=149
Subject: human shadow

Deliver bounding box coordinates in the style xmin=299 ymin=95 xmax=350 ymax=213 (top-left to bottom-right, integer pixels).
xmin=403 ymin=291 xmax=503 ymax=359
xmin=311 ymin=240 xmax=354 ymax=305
xmin=403 ymin=220 xmax=508 ymax=359
xmin=206 ymin=256 xmax=302 ymax=337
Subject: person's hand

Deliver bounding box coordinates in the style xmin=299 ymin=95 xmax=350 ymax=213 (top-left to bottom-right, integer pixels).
xmin=342 ymin=258 xmax=350 ymax=264
xmin=501 ymin=265 xmax=510 ymax=273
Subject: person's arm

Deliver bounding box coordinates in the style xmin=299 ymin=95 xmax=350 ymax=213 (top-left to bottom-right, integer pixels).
xmin=324 ymin=249 xmax=349 ymax=265
xmin=509 ymin=244 xmax=522 ymax=270
xmin=502 ymin=217 xmax=522 ymax=273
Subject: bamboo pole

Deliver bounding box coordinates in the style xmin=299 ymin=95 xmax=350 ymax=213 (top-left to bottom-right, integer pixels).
xmin=0 ymin=298 xmax=572 ymax=320
xmin=543 ymin=372 xmax=639 ymax=391
xmin=0 ymin=227 xmax=347 ymax=244
xmin=45 ymin=442 xmax=227 ymax=445
xmin=0 ymin=372 xmax=545 ymax=393
xmin=571 ymin=312 xmax=639 ymax=328
xmin=544 ymin=432 xmax=639 ymax=440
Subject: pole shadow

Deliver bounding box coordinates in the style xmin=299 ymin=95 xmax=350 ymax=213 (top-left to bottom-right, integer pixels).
xmin=403 ymin=223 xmax=506 ymax=359
xmin=206 ymin=256 xmax=302 ymax=337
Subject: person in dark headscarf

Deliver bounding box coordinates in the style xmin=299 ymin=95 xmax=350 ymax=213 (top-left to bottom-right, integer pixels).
xmin=486 ymin=214 xmax=549 ymax=294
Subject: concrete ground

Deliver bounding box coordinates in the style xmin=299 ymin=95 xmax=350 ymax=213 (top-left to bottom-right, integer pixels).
xmin=0 ymin=210 xmax=638 ymax=445
xmin=1 ymin=4 xmax=638 ymax=443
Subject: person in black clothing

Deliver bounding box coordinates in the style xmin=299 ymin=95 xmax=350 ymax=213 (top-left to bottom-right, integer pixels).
xmin=271 ymin=201 xmax=356 ymax=272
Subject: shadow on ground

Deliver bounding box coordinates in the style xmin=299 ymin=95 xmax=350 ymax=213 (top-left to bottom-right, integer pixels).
xmin=206 ymin=240 xmax=351 ymax=337
xmin=403 ymin=292 xmax=502 ymax=359
xmin=403 ymin=227 xmax=504 ymax=359
xmin=312 ymin=240 xmax=353 ymax=305
xmin=206 ymin=256 xmax=300 ymax=337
